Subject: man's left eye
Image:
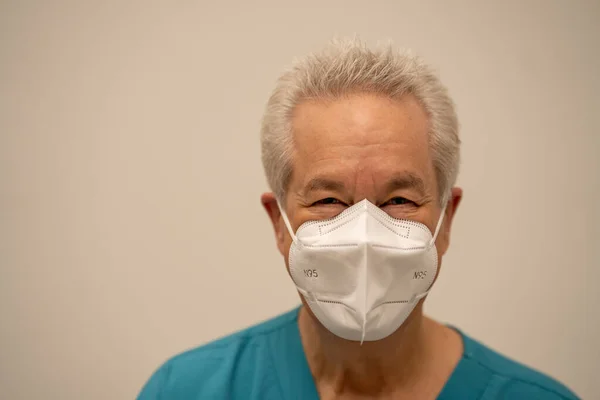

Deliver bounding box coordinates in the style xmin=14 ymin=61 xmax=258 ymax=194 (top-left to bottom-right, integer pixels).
xmin=382 ymin=197 xmax=415 ymax=206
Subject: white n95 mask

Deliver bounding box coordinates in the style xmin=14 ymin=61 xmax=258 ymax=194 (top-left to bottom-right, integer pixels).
xmin=279 ymin=199 xmax=445 ymax=342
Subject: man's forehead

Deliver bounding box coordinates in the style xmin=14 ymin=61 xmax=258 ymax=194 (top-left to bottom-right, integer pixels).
xmin=291 ymin=93 xmax=430 ymax=150
xmin=287 ymin=93 xmax=436 ymax=199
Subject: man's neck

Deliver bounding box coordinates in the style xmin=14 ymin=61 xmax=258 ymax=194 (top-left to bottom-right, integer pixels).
xmin=298 ymin=304 xmax=463 ymax=399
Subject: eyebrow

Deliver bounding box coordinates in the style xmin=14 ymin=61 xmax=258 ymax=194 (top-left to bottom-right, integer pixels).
xmin=302 ymin=172 xmax=427 ymax=197
xmin=303 ymin=177 xmax=346 ymax=195
xmin=384 ymin=173 xmax=427 ymax=197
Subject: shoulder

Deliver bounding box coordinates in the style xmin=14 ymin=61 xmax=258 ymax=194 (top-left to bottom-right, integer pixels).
xmin=136 ymin=308 xmax=300 ymax=400
xmin=459 ymin=331 xmax=579 ymax=399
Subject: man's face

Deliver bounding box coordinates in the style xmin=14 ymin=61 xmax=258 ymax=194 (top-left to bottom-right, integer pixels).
xmin=262 ymin=93 xmax=461 ymax=281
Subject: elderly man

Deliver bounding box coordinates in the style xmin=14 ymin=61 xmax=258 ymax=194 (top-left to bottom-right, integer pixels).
xmin=138 ymin=40 xmax=578 ymax=399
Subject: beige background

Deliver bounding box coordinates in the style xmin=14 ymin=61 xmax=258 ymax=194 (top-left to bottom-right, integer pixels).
xmin=1 ymin=1 xmax=598 ymax=399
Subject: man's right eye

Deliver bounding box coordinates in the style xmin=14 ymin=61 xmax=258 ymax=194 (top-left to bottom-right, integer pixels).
xmin=313 ymin=198 xmax=343 ymax=206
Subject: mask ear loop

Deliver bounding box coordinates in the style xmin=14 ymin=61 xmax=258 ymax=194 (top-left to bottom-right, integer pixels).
xmin=278 ymin=201 xmax=318 ymax=307
xmin=429 ymin=204 xmax=448 ymax=248
xmin=276 ymin=200 xmax=298 ymax=243
xmin=414 ymin=202 xmax=449 ymax=303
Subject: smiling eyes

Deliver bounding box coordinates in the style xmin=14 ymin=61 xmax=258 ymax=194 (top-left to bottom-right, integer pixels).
xmin=382 ymin=197 xmax=414 ymax=206
xmin=313 ymin=197 xmax=343 ymax=206
xmin=312 ymin=197 xmax=417 ymax=207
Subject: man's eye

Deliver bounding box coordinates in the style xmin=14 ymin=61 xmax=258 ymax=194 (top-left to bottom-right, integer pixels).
xmin=313 ymin=198 xmax=343 ymax=206
xmin=382 ymin=197 xmax=415 ymax=206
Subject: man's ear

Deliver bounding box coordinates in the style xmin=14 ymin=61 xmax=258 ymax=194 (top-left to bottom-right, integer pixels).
xmin=445 ymin=187 xmax=463 ymax=233
xmin=261 ymin=192 xmax=286 ymax=257
xmin=437 ymin=187 xmax=463 ymax=255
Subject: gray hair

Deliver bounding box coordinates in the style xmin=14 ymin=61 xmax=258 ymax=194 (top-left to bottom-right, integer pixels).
xmin=260 ymin=38 xmax=460 ymax=205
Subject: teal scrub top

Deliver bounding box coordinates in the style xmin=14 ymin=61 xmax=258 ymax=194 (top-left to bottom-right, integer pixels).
xmin=137 ymin=307 xmax=578 ymax=399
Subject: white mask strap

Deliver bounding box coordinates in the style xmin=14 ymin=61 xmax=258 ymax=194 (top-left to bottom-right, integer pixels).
xmin=276 ymin=200 xmax=298 ymax=242
xmin=416 ymin=202 xmax=449 ymax=302
xmin=429 ymin=205 xmax=447 ymax=248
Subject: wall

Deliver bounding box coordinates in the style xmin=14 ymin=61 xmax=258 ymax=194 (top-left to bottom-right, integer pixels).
xmin=1 ymin=1 xmax=597 ymax=398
